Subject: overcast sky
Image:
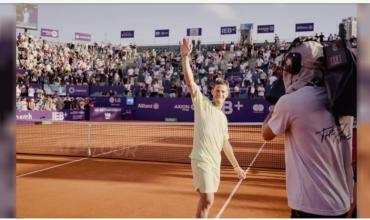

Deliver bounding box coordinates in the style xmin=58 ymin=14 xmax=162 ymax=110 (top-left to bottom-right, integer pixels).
xmin=11 ymin=3 xmax=357 ymax=45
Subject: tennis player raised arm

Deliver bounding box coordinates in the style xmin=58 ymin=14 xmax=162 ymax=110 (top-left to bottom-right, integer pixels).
xmin=180 ymin=38 xmax=197 ymax=97
xmin=223 ymin=140 xmax=247 ymax=179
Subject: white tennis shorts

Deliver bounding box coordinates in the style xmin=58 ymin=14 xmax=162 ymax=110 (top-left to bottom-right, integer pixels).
xmin=191 ymin=159 xmax=220 ymax=193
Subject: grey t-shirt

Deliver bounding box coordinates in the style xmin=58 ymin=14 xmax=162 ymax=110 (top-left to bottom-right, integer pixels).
xmin=269 ymin=86 xmax=354 ymax=216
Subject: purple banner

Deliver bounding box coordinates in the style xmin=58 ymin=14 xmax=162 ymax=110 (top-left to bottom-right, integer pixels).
xmin=93 ymin=97 xmax=123 ymax=107
xmin=28 ymin=83 xmax=43 ymax=90
xmin=16 ymin=99 xmax=271 ymax=123
xmin=41 ymin=28 xmax=59 ymax=38
xmin=220 ymin=26 xmax=237 ymax=35
xmin=155 ymin=29 xmax=169 ymax=37
xmin=90 ymin=107 xmax=122 ymax=121
xmin=89 ymin=85 xmax=126 ymax=97
xmin=67 ymin=85 xmax=89 ymax=97
xmin=16 ymin=111 xmax=65 ymax=124
xmin=121 ymin=30 xmax=135 ymax=38
xmin=187 ymin=28 xmax=202 ymax=36
xmin=75 ymin=32 xmax=91 ymax=41
xmin=132 ymin=97 xmax=192 ymax=122
xmin=129 ymin=97 xmax=271 ymax=122
xmin=62 ymin=109 xmax=85 ymax=121
xmin=257 ymin=25 xmax=274 ymax=33
xmin=295 ymin=23 xmax=314 ymax=32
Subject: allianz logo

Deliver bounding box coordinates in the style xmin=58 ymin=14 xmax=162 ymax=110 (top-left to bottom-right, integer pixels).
xmin=138 ymin=103 xmax=160 ymax=110
xmin=174 ymin=104 xmax=194 ymax=112
xmin=16 ymin=113 xmax=33 ymax=120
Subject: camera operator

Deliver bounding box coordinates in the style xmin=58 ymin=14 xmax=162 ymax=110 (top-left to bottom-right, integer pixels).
xmin=262 ymin=40 xmax=354 ymax=218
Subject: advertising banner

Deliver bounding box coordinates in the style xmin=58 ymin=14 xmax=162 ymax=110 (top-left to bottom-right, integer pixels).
xmin=155 ymin=29 xmax=169 ymax=37
xmin=41 ymin=28 xmax=59 ymax=38
xmin=16 ymin=111 xmax=65 ymax=124
xmin=66 ymin=85 xmax=89 ymax=97
xmin=62 ymin=109 xmax=85 ymax=121
xmin=295 ymin=23 xmax=314 ymax=32
xmin=93 ymin=96 xmax=123 ymax=107
xmin=129 ymin=97 xmax=271 ymax=122
xmin=186 ymin=28 xmax=202 ymax=36
xmin=121 ymin=30 xmax=135 ymax=38
xmin=90 ymin=107 xmax=122 ymax=121
xmin=257 ymin=25 xmax=274 ymax=33
xmin=75 ymin=32 xmax=91 ymax=41
xmin=220 ymin=26 xmax=237 ymax=35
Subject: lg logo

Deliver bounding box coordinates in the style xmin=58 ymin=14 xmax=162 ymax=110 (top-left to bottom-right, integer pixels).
xmin=109 ymin=97 xmax=122 ymax=103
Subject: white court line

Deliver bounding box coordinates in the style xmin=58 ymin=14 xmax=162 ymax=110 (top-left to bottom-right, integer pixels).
xmin=215 ymin=141 xmax=267 ymax=218
xmin=16 ymin=137 xmax=168 ymax=178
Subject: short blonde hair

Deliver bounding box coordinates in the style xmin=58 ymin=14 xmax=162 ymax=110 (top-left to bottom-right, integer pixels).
xmin=214 ymin=78 xmax=229 ymax=87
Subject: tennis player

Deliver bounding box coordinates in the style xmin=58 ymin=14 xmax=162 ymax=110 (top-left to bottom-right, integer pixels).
xmin=180 ymin=38 xmax=246 ymax=218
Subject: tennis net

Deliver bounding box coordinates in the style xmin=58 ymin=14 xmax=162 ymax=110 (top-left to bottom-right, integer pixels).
xmin=16 ymin=120 xmax=285 ymax=169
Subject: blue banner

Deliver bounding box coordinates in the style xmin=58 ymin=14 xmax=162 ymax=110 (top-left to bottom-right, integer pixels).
xmin=155 ymin=29 xmax=169 ymax=37
xmin=295 ymin=23 xmax=314 ymax=32
xmin=67 ymin=85 xmax=89 ymax=97
xmin=240 ymin=23 xmax=253 ymax=31
xmin=187 ymin=28 xmax=202 ymax=36
xmin=257 ymin=25 xmax=274 ymax=33
xmin=220 ymin=26 xmax=237 ymax=35
xmin=121 ymin=30 xmax=135 ymax=38
xmin=43 ymin=84 xmax=66 ymax=96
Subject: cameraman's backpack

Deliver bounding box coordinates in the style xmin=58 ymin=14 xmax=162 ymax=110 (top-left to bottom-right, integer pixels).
xmin=323 ymin=39 xmax=357 ymax=123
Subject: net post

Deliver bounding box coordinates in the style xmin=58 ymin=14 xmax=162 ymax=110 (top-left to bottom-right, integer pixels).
xmin=87 ymin=123 xmax=92 ymax=157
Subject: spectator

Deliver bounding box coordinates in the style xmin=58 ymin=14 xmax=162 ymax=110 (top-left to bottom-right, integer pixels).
xmin=20 ymin=97 xmax=28 ymax=111
xmin=319 ymin=32 xmax=325 ymax=43
xmin=257 ymin=84 xmax=265 ymax=98
xmin=16 ymin=32 xmax=324 ymax=103
xmin=328 ymin=33 xmax=334 ymax=41
xmin=249 ymin=83 xmax=256 ymax=98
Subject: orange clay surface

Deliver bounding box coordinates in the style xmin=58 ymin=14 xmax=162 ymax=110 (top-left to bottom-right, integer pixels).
xmin=16 ymin=154 xmax=289 ymax=218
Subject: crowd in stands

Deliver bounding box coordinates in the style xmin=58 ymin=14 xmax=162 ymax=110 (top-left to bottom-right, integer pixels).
xmin=16 ymin=31 xmax=340 ymax=111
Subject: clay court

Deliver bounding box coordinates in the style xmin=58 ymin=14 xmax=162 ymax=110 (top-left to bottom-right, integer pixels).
xmin=16 ymin=121 xmax=289 ymax=218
